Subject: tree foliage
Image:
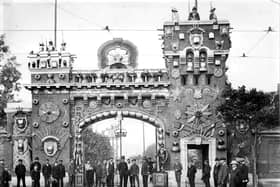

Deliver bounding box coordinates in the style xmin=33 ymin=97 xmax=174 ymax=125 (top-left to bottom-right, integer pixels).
xmin=0 ymin=35 xmax=21 ymax=107
xmin=0 ymin=35 xmax=21 ymax=126
xmin=217 ymin=85 xmax=278 ymax=129
xmin=144 ymin=143 xmax=156 ymax=159
xmin=83 ymin=128 xmax=113 ymax=162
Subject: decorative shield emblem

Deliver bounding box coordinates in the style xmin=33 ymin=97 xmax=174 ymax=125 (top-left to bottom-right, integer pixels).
xmin=42 ymin=136 xmax=60 ymax=157
xmin=15 ymin=117 xmax=28 ymax=132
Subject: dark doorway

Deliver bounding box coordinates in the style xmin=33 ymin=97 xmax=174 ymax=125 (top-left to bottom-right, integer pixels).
xmin=187 ymin=144 xmax=209 ymax=172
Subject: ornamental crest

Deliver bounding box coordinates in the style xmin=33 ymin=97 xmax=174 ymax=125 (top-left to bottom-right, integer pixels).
xmin=42 ymin=136 xmax=60 ymax=157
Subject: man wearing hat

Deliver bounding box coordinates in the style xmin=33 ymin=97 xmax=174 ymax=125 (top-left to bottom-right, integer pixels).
xmin=15 ymin=159 xmax=26 ymax=187
xmin=188 ymin=7 xmax=200 ymax=21
xmin=118 ymin=156 xmax=129 ymax=187
xmin=107 ymin=157 xmax=115 ymax=187
xmin=130 ymin=158 xmax=139 ymax=187
xmin=213 ymin=158 xmax=220 ymax=187
xmin=238 ymin=158 xmax=249 ymax=187
xmin=229 ymin=160 xmax=241 ymax=187
xmin=217 ymin=158 xmax=228 ymax=187
xmin=209 ymin=7 xmax=218 ymax=23
xmin=141 ymin=157 xmax=149 ymax=187
xmin=187 ymin=160 xmax=197 ymax=187
xmin=57 ymin=160 xmax=66 ymax=187
xmin=174 ymin=157 xmax=183 ymax=187
xmin=42 ymin=159 xmax=52 ymax=187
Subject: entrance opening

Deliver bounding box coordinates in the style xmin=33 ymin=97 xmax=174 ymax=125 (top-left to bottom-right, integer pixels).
xmin=187 ymin=144 xmax=209 ymax=182
xmin=84 ymin=118 xmax=157 ymax=162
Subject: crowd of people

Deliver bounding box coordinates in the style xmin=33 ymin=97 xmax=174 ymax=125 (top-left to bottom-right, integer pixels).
xmin=174 ymin=157 xmax=249 ymax=187
xmin=84 ymin=156 xmax=155 ymax=187
xmin=0 ymin=157 xmax=67 ymax=187
xmin=0 ymin=155 xmax=249 ymax=187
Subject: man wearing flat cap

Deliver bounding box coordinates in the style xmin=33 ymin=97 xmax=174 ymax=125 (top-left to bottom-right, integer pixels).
xmin=188 ymin=7 xmax=200 ymax=21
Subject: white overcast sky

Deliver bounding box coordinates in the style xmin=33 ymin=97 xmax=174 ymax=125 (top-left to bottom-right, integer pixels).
xmin=1 ymin=0 xmax=279 ymax=156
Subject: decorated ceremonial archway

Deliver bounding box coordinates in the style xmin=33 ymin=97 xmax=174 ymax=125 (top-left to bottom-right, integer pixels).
xmin=2 ymin=9 xmax=232 ymax=186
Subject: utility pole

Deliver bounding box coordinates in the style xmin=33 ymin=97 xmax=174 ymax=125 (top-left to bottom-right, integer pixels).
xmin=54 ymin=0 xmax=57 ymax=48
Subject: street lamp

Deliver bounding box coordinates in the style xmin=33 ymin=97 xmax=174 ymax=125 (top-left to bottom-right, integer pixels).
xmin=115 ymin=128 xmax=127 ymax=158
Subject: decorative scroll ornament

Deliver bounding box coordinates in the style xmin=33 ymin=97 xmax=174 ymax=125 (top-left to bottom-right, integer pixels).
xmin=42 ymin=136 xmax=59 ymax=157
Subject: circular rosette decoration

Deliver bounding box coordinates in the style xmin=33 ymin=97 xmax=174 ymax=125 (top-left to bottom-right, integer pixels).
xmin=42 ymin=136 xmax=60 ymax=157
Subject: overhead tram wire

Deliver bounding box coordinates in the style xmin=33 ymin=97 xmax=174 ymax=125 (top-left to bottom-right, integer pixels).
xmin=45 ymin=0 xmax=114 ymax=38
xmin=1 ymin=28 xmax=279 ymax=32
xmin=241 ymin=27 xmax=273 ymax=58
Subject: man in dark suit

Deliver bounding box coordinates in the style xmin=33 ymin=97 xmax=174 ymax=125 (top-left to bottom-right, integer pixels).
xmin=239 ymin=158 xmax=249 ymax=187
xmin=130 ymin=159 xmax=139 ymax=187
xmin=118 ymin=156 xmax=128 ymax=187
xmin=213 ymin=158 xmax=220 ymax=187
xmin=218 ymin=158 xmax=228 ymax=187
xmin=31 ymin=165 xmax=41 ymax=187
xmin=141 ymin=158 xmax=149 ymax=187
xmin=42 ymin=159 xmax=52 ymax=187
xmin=58 ymin=160 xmax=66 ymax=187
xmin=15 ymin=159 xmax=26 ymax=187
xmin=107 ymin=158 xmax=115 ymax=187
xmin=187 ymin=160 xmax=197 ymax=187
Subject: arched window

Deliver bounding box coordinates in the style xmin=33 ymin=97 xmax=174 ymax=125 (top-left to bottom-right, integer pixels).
xmin=199 ymin=50 xmax=207 ymax=71
xmin=186 ymin=50 xmax=194 ymax=71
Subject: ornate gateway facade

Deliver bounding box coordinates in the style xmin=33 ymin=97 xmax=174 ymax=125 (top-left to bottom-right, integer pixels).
xmin=1 ymin=8 xmax=231 ymax=186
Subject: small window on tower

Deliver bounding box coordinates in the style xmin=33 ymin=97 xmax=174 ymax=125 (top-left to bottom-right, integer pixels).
xmin=194 ymin=75 xmax=199 ymax=85
xmin=207 ymin=75 xmax=212 ymax=85
xmin=181 ymin=75 xmax=187 ymax=85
